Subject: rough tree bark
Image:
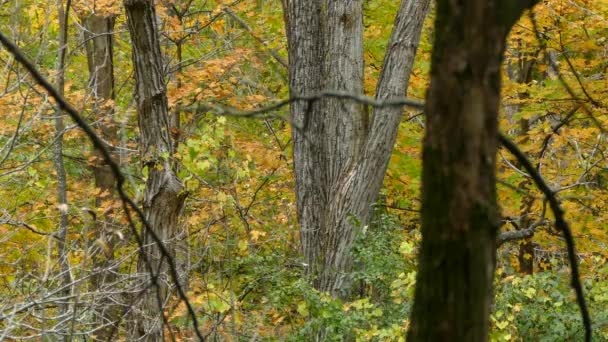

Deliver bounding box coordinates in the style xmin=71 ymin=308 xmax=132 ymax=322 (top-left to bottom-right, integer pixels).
xmin=407 ymin=1 xmax=538 ymax=340
xmin=283 ymin=0 xmax=430 ymax=298
xmin=81 ymin=6 xmax=119 ymax=340
xmin=124 ymin=0 xmax=186 ymax=340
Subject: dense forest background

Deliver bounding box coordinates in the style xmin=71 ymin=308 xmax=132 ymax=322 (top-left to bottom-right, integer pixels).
xmin=0 ymin=0 xmax=607 ymax=340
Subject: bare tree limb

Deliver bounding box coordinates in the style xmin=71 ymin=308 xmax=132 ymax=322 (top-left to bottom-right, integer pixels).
xmin=0 ymin=217 xmax=54 ymax=237
xmin=179 ymin=90 xmax=424 ymax=122
xmin=498 ymin=200 xmax=547 ymax=246
xmin=499 ymin=133 xmax=591 ymax=342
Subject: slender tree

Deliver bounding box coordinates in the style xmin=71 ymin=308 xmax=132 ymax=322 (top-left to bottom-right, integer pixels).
xmin=407 ymin=1 xmax=538 ymax=340
xmin=124 ymin=0 xmax=186 ymax=339
xmin=83 ymin=3 xmax=117 ymax=205
xmin=283 ymin=0 xmax=430 ymax=299
xmin=80 ymin=4 xmax=119 ymax=339
xmin=503 ymin=41 xmax=544 ymax=274
xmin=53 ymin=1 xmax=73 ymax=334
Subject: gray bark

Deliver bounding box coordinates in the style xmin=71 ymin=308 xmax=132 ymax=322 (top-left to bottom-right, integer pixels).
xmin=124 ymin=0 xmax=186 ymax=340
xmin=284 ymin=0 xmax=430 ymax=298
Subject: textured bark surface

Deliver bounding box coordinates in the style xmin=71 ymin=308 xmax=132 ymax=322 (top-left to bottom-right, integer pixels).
xmin=407 ymin=1 xmax=538 ymax=341
xmin=125 ymin=0 xmax=186 ymax=340
xmin=82 ymin=9 xmax=119 ymax=340
xmin=284 ymin=0 xmax=429 ymax=298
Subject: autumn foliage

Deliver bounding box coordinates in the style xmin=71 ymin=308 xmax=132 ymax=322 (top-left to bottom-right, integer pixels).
xmin=0 ymin=0 xmax=607 ymax=340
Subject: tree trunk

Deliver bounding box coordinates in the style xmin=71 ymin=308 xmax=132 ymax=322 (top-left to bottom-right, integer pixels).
xmin=504 ymin=41 xmax=541 ymax=275
xmin=83 ymin=13 xmax=116 ymax=199
xmin=284 ymin=0 xmax=429 ymax=298
xmin=407 ymin=1 xmax=538 ymax=340
xmin=53 ymin=2 xmax=73 ymax=339
xmin=124 ymin=0 xmax=186 ymax=340
xmin=81 ymin=8 xmax=120 ymax=340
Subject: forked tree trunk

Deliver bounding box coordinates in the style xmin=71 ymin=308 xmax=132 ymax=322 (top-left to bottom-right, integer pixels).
xmin=407 ymin=1 xmax=538 ymax=340
xmin=124 ymin=0 xmax=186 ymax=340
xmin=283 ymin=0 xmax=430 ymax=298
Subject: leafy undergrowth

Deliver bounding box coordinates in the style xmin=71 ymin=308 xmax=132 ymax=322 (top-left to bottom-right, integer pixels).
xmin=166 ymin=213 xmax=608 ymax=341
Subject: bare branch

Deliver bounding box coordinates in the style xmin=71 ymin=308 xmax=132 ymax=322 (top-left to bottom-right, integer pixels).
xmin=179 ymin=90 xmax=424 ymax=122
xmin=499 ymin=133 xmax=591 ymax=342
xmin=498 ymin=201 xmax=547 ymax=246
xmin=0 ymin=217 xmax=53 ymax=237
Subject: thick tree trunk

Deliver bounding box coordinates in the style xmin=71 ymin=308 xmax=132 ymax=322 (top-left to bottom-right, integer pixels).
xmin=81 ymin=9 xmax=120 ymax=340
xmin=407 ymin=1 xmax=538 ymax=340
xmin=286 ymin=0 xmax=366 ymax=299
xmin=124 ymin=1 xmax=186 ymax=340
xmin=284 ymin=0 xmax=429 ymax=298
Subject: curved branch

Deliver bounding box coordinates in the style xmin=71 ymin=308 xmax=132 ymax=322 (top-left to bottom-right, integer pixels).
xmin=499 ymin=133 xmax=592 ymax=342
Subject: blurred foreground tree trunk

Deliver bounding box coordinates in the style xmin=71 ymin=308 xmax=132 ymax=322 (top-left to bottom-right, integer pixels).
xmin=407 ymin=0 xmax=539 ymax=340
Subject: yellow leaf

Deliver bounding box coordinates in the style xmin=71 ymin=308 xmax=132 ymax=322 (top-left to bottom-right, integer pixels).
xmin=237 ymin=239 xmax=248 ymax=252
xmin=250 ymin=230 xmax=266 ymax=242
xmin=496 ymin=320 xmax=509 ymax=330
xmin=297 ymin=301 xmax=309 ymax=317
